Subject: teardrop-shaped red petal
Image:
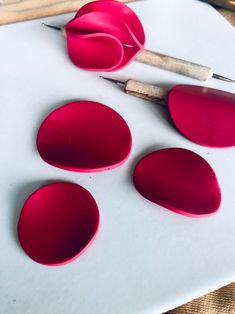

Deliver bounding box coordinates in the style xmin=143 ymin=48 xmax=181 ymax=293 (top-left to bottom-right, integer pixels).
xmin=37 ymin=101 xmax=132 ymax=172
xmin=18 ymin=182 xmax=100 ymax=266
xmin=168 ymin=85 xmax=235 ymax=147
xmin=133 ymin=148 xmax=221 ymax=217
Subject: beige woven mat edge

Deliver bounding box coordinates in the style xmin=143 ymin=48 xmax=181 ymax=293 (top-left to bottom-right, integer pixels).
xmin=166 ymin=282 xmax=235 ymax=314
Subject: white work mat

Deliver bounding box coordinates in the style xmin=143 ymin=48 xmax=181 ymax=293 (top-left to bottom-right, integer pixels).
xmin=1 ymin=0 xmax=235 ymax=313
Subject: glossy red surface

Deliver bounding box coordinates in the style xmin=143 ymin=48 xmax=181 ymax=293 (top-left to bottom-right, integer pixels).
xmin=65 ymin=0 xmax=145 ymax=71
xmin=37 ymin=101 xmax=132 ymax=172
xmin=18 ymin=182 xmax=100 ymax=266
xmin=133 ymin=148 xmax=221 ymax=217
xmin=168 ymin=85 xmax=235 ymax=147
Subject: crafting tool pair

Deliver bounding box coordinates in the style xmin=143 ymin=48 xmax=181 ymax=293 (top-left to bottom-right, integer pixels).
xmin=42 ymin=0 xmax=234 ymax=83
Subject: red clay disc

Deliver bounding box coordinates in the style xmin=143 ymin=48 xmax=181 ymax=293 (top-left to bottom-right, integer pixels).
xmin=18 ymin=182 xmax=100 ymax=266
xmin=36 ymin=101 xmax=132 ymax=172
xmin=133 ymin=148 xmax=221 ymax=217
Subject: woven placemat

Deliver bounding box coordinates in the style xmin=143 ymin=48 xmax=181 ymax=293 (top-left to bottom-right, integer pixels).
xmin=166 ymin=282 xmax=235 ymax=313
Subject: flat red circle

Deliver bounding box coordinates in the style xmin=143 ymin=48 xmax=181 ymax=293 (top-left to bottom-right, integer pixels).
xmin=18 ymin=182 xmax=100 ymax=266
xmin=133 ymin=148 xmax=221 ymax=217
xmin=36 ymin=101 xmax=132 ymax=172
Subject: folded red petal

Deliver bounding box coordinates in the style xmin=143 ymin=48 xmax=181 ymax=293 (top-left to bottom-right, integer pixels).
xmin=65 ymin=0 xmax=145 ymax=71
xmin=66 ymin=32 xmax=124 ymax=71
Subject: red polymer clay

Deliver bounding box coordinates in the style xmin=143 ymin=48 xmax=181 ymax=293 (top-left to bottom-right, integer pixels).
xmin=18 ymin=182 xmax=100 ymax=266
xmin=36 ymin=101 xmax=132 ymax=172
xmin=133 ymin=148 xmax=221 ymax=218
xmin=168 ymin=85 xmax=235 ymax=148
xmin=65 ymin=0 xmax=145 ymax=71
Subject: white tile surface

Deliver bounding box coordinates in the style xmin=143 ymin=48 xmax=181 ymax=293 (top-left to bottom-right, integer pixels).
xmin=1 ymin=0 xmax=235 ymax=313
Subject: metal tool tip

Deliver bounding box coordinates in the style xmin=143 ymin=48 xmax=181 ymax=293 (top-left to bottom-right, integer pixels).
xmin=100 ymin=76 xmax=125 ymax=86
xmin=213 ymin=73 xmax=235 ymax=83
xmin=41 ymin=23 xmax=62 ymax=31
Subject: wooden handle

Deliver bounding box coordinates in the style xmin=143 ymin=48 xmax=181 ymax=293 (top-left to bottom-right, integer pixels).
xmin=202 ymin=0 xmax=235 ymax=11
xmin=0 ymin=0 xmax=135 ymax=25
xmin=125 ymin=79 xmax=168 ymax=105
xmin=136 ymin=49 xmax=213 ymax=81
xmin=0 ymin=0 xmax=20 ymax=4
xmin=217 ymin=8 xmax=235 ymax=26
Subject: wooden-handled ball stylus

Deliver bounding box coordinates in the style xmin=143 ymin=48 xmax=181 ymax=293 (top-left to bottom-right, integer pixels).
xmin=43 ymin=22 xmax=235 ymax=83
xmin=100 ymin=76 xmax=235 ymax=148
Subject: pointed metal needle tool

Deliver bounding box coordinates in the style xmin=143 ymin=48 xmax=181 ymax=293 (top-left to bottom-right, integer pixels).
xmin=99 ymin=76 xmax=126 ymax=86
xmin=212 ymin=73 xmax=235 ymax=83
xmin=42 ymin=23 xmax=235 ymax=83
xmin=41 ymin=23 xmax=62 ymax=31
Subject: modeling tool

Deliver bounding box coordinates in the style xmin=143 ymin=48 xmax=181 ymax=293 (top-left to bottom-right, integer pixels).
xmin=101 ymin=76 xmax=235 ymax=147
